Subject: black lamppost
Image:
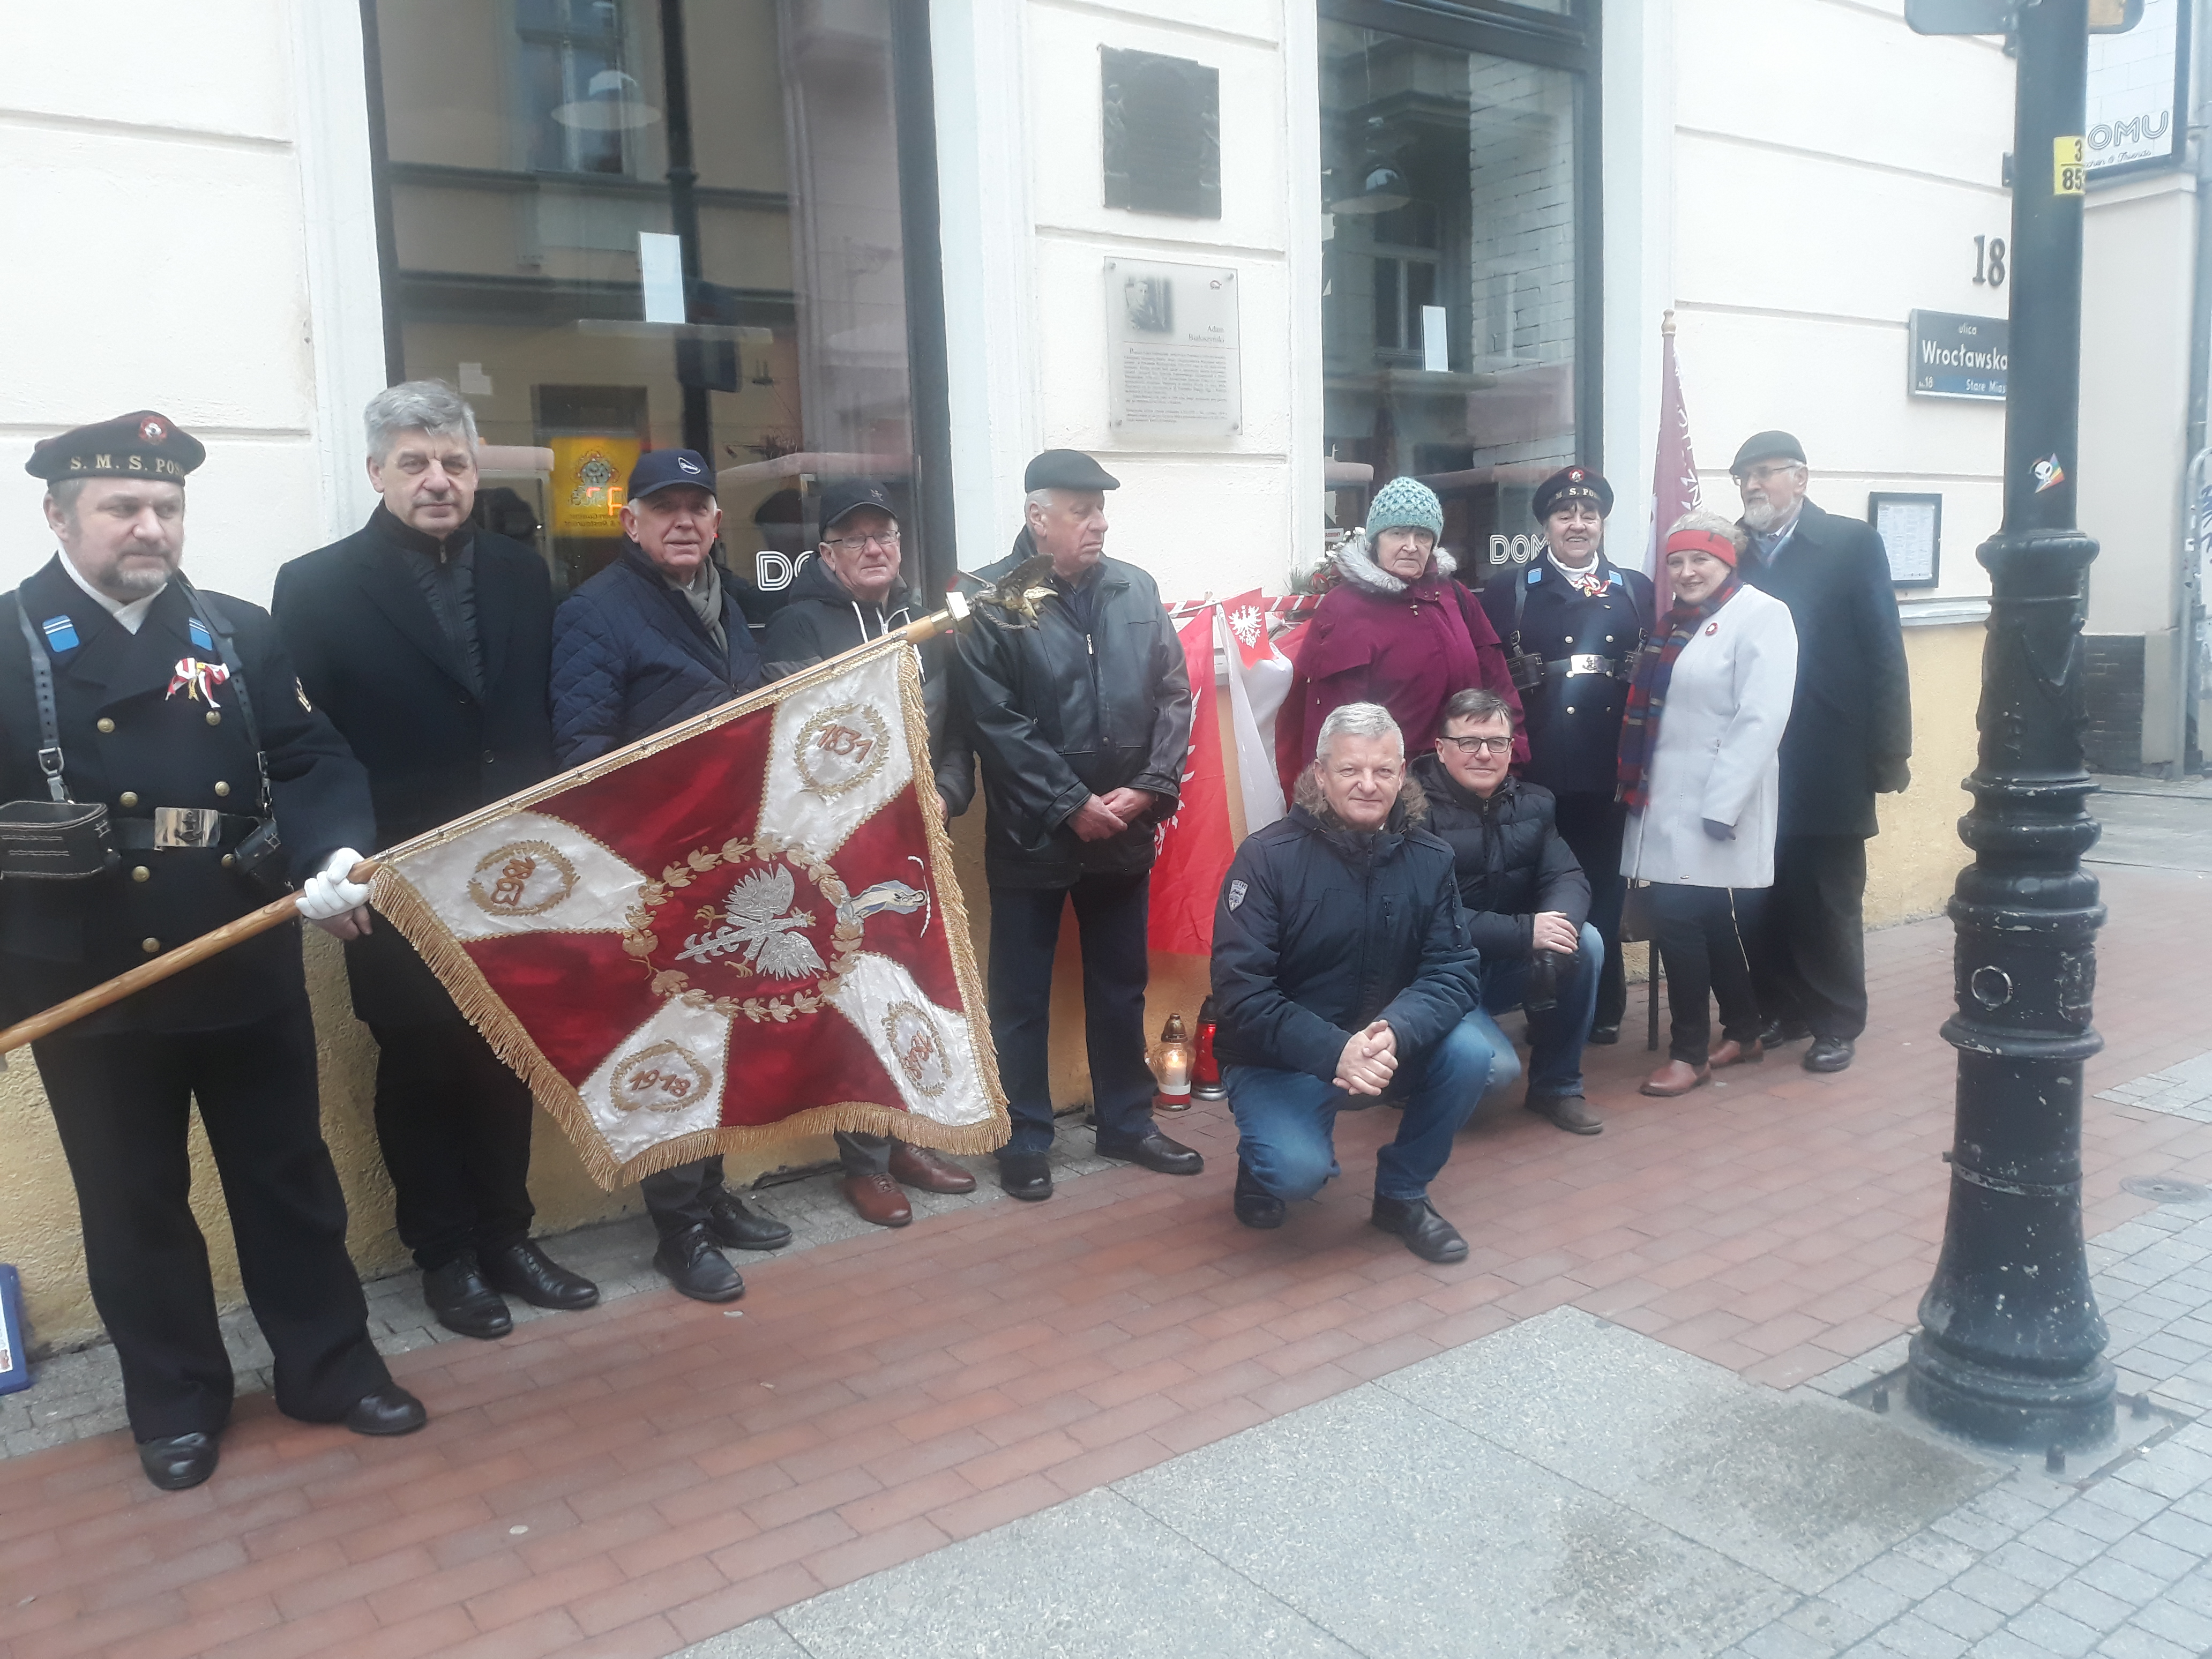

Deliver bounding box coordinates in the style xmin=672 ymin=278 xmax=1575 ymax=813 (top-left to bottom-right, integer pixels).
xmin=1903 ymin=0 xmax=2116 ymax=1450
xmin=660 ymin=0 xmax=712 ymax=459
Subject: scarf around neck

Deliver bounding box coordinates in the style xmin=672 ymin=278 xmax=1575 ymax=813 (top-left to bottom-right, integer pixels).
xmin=1615 ymin=577 xmax=1742 ymax=813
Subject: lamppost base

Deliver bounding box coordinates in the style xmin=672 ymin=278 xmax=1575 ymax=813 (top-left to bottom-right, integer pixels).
xmin=1907 ymin=1333 xmax=2116 ymax=1451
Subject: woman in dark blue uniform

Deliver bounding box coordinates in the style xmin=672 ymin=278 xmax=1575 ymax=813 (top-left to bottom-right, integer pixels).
xmin=1479 ymin=468 xmax=1655 ymax=1040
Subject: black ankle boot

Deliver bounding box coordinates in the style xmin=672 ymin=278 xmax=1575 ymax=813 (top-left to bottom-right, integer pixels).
xmin=1369 ymin=1195 xmax=1468 ymax=1263
xmin=1233 ymin=1161 xmax=1284 ymax=1229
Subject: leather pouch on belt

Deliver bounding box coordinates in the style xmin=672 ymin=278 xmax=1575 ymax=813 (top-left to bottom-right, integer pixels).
xmin=0 ymin=799 xmax=116 ymax=880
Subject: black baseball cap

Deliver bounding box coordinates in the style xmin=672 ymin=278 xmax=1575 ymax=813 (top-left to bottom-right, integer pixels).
xmin=626 ymin=447 xmax=716 ymax=502
xmin=1730 ymin=431 xmax=1807 ymax=475
xmin=1023 ymin=449 xmax=1120 ymax=493
xmin=819 ymin=480 xmax=898 ymax=534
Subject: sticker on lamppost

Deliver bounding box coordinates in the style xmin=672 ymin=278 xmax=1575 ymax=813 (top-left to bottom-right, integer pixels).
xmin=1908 ymin=311 xmax=2009 ymax=401
xmin=1104 ymin=258 xmax=1242 ymax=437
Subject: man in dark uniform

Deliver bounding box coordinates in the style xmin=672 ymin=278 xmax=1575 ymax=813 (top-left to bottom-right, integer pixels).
xmin=2 ymin=413 xmax=424 ymax=1491
xmin=1479 ymin=467 xmax=1655 ymax=1042
xmin=274 ymin=380 xmax=599 ymax=1340
xmin=1732 ymin=431 xmax=1912 ymax=1073
xmin=956 ymin=450 xmax=1201 ymax=1202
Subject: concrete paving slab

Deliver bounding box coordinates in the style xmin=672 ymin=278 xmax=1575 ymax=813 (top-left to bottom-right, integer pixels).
xmin=1117 ymin=1380 xmax=1796 ymax=1659
xmin=1376 ymin=1308 xmax=2004 ymax=1595
xmin=763 ymin=1489 xmax=1357 ymax=1659
xmin=682 ymin=1621 xmax=812 ymax=1658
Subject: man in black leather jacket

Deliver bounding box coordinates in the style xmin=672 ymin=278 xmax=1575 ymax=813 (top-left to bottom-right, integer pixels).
xmin=954 ymin=450 xmax=1200 ymax=1201
xmin=1411 ymin=690 xmax=1602 ymax=1135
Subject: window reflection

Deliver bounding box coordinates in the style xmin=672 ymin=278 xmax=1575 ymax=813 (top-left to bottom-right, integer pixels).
xmin=1320 ymin=22 xmax=1582 ymax=587
xmin=371 ymin=0 xmax=920 ymax=597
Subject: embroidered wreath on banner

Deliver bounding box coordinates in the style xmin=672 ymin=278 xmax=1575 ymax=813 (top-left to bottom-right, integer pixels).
xmin=880 ymin=1000 xmax=951 ymax=1098
xmin=622 ymin=834 xmax=860 ymax=1025
xmin=609 ymin=1040 xmax=714 ymax=1114
xmin=793 ymin=703 xmax=893 ymax=799
xmin=467 ymin=839 xmax=580 ymax=918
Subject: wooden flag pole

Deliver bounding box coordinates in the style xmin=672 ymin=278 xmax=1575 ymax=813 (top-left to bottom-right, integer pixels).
xmin=0 ymin=598 xmax=984 ymax=1059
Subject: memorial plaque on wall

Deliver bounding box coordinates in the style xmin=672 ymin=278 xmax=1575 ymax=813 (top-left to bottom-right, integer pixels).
xmin=1102 ymin=48 xmax=1222 ymax=219
xmin=1105 ymin=259 xmax=1241 ymax=436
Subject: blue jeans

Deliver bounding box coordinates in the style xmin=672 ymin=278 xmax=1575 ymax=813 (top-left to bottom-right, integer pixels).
xmin=1224 ymin=1015 xmax=1496 ymax=1203
xmin=1468 ymin=923 xmax=1603 ymax=1102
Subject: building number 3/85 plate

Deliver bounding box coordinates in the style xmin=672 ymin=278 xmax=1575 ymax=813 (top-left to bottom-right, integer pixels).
xmin=2055 ymin=137 xmax=2087 ymax=196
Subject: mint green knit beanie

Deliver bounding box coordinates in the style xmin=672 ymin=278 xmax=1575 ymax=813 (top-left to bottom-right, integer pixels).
xmin=1366 ymin=475 xmax=1444 ymax=540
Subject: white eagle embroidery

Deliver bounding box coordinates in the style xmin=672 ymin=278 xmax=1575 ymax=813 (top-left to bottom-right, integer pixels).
xmin=678 ymin=864 xmax=826 ymax=980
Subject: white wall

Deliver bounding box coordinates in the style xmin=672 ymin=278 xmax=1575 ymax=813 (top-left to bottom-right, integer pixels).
xmin=1665 ymin=0 xmax=2013 ymax=604
xmin=929 ymin=0 xmax=1318 ymax=600
xmin=0 ymin=2 xmax=385 ymax=606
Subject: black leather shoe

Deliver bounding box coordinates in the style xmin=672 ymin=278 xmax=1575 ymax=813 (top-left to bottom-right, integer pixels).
xmin=481 ymin=1239 xmax=599 ymax=1311
xmin=1094 ymin=1129 xmax=1204 ymax=1176
xmin=344 ymin=1384 xmax=428 ymax=1437
xmin=1758 ymin=1018 xmax=1812 ymax=1050
xmin=138 ymin=1431 xmax=219 ymax=1491
xmin=1232 ymin=1161 xmax=1283 ymax=1229
xmin=1586 ymin=1025 xmax=1620 ymax=1047
xmin=706 ymin=1193 xmax=794 ymax=1251
xmin=1370 ymin=1195 xmax=1469 ymax=1264
xmin=999 ymin=1152 xmax=1053 ymax=1201
xmin=422 ymin=1252 xmax=512 ymax=1340
xmin=655 ymin=1226 xmax=744 ymax=1302
xmin=1804 ymin=1036 xmax=1856 ymax=1073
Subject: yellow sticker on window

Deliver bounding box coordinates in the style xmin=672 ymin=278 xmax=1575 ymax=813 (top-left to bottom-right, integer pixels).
xmin=2055 ymin=137 xmax=2086 ymax=196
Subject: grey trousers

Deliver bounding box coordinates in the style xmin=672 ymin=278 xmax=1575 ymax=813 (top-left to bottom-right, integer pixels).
xmin=641 ymin=1156 xmax=728 ymax=1238
xmin=836 ymin=1131 xmax=898 ymax=1176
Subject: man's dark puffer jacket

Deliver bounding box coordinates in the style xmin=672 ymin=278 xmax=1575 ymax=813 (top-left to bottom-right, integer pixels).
xmin=1410 ymin=752 xmax=1590 ymax=967
xmin=1209 ymin=773 xmax=1480 ymax=1082
xmin=760 ymin=554 xmax=973 ymax=814
xmin=549 ymin=543 xmax=764 ymax=765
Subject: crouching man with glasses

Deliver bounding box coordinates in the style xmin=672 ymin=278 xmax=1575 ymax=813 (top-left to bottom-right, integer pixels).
xmin=1209 ymin=703 xmax=1492 ymax=1263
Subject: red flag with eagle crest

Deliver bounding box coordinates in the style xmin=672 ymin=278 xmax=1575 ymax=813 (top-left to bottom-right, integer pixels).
xmin=367 ymin=638 xmax=1006 ymax=1189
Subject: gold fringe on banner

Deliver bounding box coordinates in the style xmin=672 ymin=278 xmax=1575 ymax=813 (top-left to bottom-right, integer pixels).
xmin=368 ymin=640 xmax=1009 ymax=1192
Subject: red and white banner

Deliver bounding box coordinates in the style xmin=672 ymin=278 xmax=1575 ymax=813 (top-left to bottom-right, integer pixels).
xmin=1147 ymin=607 xmax=1236 ymax=955
xmin=367 ymin=639 xmax=1006 ymax=1188
xmin=1646 ymin=318 xmax=1702 ymax=610
xmin=1217 ymin=591 xmax=1289 ymax=834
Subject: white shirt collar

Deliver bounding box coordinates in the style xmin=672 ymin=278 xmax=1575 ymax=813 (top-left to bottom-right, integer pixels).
xmin=58 ymin=552 xmax=164 ymax=636
xmin=1545 ymin=551 xmax=1609 ymax=586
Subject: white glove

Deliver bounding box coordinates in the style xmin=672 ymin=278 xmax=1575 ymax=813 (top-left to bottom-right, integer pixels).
xmin=298 ymin=848 xmax=371 ymax=932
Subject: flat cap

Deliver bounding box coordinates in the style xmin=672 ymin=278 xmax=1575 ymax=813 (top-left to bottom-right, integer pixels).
xmin=1730 ymin=430 xmax=1806 ymax=474
xmin=627 ymin=447 xmax=715 ymax=502
xmin=1531 ymin=465 xmax=1613 ymax=522
xmin=819 ymin=479 xmax=897 ymax=534
xmin=1024 ymin=449 xmax=1119 ymax=494
xmin=26 ymin=410 xmax=204 ymax=484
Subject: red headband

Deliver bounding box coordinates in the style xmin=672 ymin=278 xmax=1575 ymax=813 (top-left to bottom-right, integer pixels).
xmin=1665 ymin=528 xmax=1739 ymax=569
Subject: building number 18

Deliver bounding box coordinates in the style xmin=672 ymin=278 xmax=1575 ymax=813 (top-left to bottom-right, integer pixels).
xmin=1973 ymin=236 xmax=2008 ymax=289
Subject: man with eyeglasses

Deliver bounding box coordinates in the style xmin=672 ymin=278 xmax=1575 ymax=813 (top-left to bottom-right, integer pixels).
xmin=1730 ymin=431 xmax=1912 ymax=1075
xmin=549 ymin=448 xmax=794 ymax=1300
xmin=1411 ymin=689 xmax=1602 ymax=1134
xmin=760 ymin=480 xmax=978 ymax=1228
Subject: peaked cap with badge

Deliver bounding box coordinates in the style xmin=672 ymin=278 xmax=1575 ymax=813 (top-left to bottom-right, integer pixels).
xmin=1532 ymin=465 xmax=1615 ymax=521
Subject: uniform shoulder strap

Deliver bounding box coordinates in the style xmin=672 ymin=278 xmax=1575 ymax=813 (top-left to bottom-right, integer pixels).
xmin=10 ymin=594 xmax=70 ymax=803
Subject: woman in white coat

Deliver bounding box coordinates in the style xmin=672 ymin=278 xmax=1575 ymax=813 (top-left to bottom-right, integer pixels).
xmin=1617 ymin=514 xmax=1800 ymax=1097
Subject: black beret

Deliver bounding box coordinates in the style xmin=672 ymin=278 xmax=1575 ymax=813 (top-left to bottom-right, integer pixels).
xmin=1023 ymin=449 xmax=1120 ymax=494
xmin=26 ymin=410 xmax=204 ymax=484
xmin=1531 ymin=465 xmax=1613 ymax=522
xmin=1730 ymin=430 xmax=1806 ymax=474
xmin=819 ymin=479 xmax=897 ymax=533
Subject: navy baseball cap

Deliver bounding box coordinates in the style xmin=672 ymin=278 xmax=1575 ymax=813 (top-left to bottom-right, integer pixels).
xmin=627 ymin=447 xmax=716 ymax=502
xmin=819 ymin=479 xmax=897 ymax=533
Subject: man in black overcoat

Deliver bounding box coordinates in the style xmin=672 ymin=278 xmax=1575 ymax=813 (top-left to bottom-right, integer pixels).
xmin=3 ymin=413 xmax=424 ymax=1491
xmin=1731 ymin=430 xmax=1914 ymax=1073
xmin=274 ymin=381 xmax=599 ymax=1340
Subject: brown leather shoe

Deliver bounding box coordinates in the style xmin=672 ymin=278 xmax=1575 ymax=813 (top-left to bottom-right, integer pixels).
xmin=1640 ymin=1059 xmax=1712 ymax=1097
xmin=1709 ymin=1037 xmax=1764 ymax=1069
xmin=842 ymin=1172 xmax=913 ymax=1227
xmin=888 ymin=1142 xmax=977 ymax=1194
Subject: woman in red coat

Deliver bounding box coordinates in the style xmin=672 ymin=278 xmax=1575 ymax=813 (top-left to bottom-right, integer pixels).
xmin=1277 ymin=476 xmax=1523 ymax=794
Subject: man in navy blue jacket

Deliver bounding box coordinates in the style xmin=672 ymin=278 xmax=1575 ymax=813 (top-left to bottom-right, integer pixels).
xmin=549 ymin=450 xmax=793 ymax=1301
xmin=1210 ymin=702 xmax=1491 ymax=1263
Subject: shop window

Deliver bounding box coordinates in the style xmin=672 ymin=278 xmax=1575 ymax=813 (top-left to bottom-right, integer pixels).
xmin=367 ymin=0 xmax=931 ymax=598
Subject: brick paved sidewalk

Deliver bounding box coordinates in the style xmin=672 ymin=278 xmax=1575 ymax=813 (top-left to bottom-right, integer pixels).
xmin=3 ymin=861 xmax=2210 ymax=1659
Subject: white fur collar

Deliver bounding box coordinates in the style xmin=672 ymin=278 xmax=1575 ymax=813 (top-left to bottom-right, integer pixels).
xmin=1333 ymin=530 xmax=1457 ymax=596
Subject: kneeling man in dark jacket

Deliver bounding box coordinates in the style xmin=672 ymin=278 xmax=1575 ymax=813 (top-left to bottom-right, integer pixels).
xmin=1413 ymin=689 xmax=1604 ymax=1135
xmin=1211 ymin=702 xmax=1492 ymax=1262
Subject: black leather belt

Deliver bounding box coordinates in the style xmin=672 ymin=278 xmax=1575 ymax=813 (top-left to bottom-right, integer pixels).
xmin=113 ymin=811 xmax=263 ymax=851
xmin=1543 ymin=654 xmax=1635 ymax=682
